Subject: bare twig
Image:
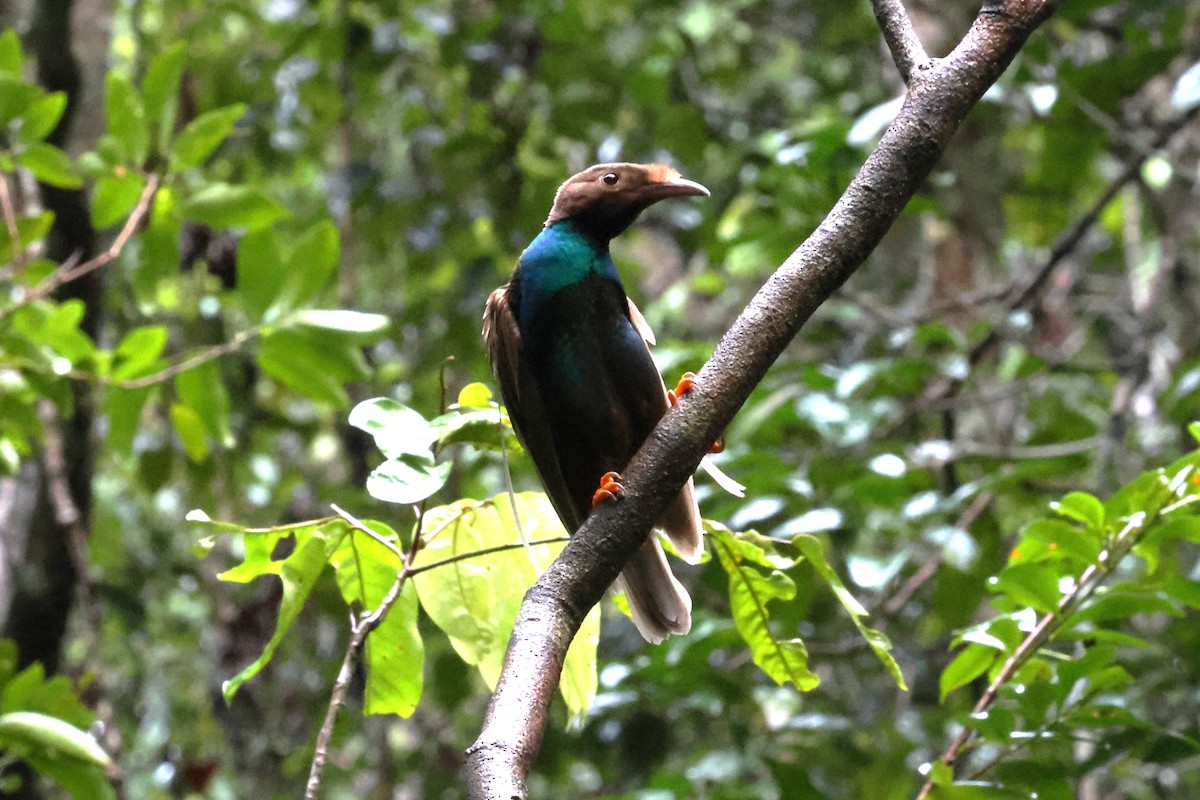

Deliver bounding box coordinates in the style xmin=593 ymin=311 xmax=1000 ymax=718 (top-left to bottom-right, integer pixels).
xmin=0 ymin=173 xmax=24 ymax=272
xmin=464 ymin=3 xmax=1062 ymax=797
xmin=872 ymin=0 xmax=930 ymax=83
xmin=2 ymin=173 xmax=159 ymax=316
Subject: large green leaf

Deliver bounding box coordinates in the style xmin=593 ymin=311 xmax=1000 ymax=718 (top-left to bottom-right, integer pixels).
xmin=328 ymin=524 xmax=423 ymax=717
xmin=216 ymin=522 xmax=344 ymax=702
xmin=103 ymin=73 xmax=148 ymax=165
xmin=140 ymin=42 xmax=186 ymax=151
xmin=412 ymin=493 xmax=595 ymax=718
xmin=708 ymin=524 xmax=818 ymax=691
xmin=257 ymin=326 xmax=369 ymax=406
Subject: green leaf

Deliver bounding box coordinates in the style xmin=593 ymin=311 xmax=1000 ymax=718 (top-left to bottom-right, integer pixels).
xmin=102 ymin=385 xmax=154 ymax=456
xmin=170 ymin=103 xmax=245 ymax=170
xmin=257 ymin=326 xmax=369 ymax=406
xmin=708 ymin=525 xmax=818 ymax=691
xmin=0 ymin=74 xmax=41 ymax=125
xmin=429 ymin=406 xmax=519 ymax=451
xmin=16 ymin=142 xmax=82 ymax=189
xmin=0 ymin=210 xmax=54 ymax=263
xmin=1050 ymin=491 xmax=1105 ymax=530
xmin=175 ymin=361 xmax=234 ymax=449
xmin=413 ymin=493 xmax=595 ymax=718
xmin=235 ymin=228 xmax=286 ymax=320
xmin=366 ymin=454 xmax=450 ymax=505
xmin=928 ymin=782 xmax=1034 ymax=799
xmin=0 ymin=29 xmax=22 ymax=74
xmin=103 ymin=73 xmax=148 ymax=165
xmin=294 ymin=309 xmax=390 ymax=337
xmin=794 ymin=534 xmax=907 ymax=689
xmin=991 ymin=562 xmax=1062 ymax=613
xmin=350 ymin=398 xmax=438 ymax=459
xmin=140 ymin=42 xmax=186 ymax=150
xmin=458 ymin=382 xmax=493 ymax=408
xmin=111 ymin=325 xmax=168 ymax=380
xmin=287 ymin=219 xmax=339 ymax=305
xmin=91 ymin=171 xmax=147 ymax=229
xmin=170 ymin=402 xmax=210 ymax=462
xmin=18 ymin=92 xmax=67 ymax=143
xmin=1011 ymin=518 xmax=1102 ymax=568
xmin=1073 ymin=588 xmax=1184 ymax=625
xmin=328 ymin=524 xmax=423 ymax=716
xmin=1163 ymin=575 xmax=1200 ymax=610
xmin=220 ymin=524 xmax=341 ymax=701
xmin=0 ymin=712 xmax=109 ymax=767
xmin=183 ymin=183 xmax=287 ymax=232
xmin=940 ymin=644 xmax=996 ymax=701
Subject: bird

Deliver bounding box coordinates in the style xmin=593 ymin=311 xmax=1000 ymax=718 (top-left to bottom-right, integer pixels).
xmin=483 ymin=162 xmax=710 ymax=643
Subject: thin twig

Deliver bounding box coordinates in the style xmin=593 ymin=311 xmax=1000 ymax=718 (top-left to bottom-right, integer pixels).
xmin=0 ymin=172 xmax=24 ymax=272
xmin=2 ymin=173 xmax=159 ymax=317
xmin=871 ymin=0 xmax=930 ymax=83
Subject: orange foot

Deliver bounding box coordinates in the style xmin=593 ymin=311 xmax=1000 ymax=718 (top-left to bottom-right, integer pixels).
xmin=667 ymin=372 xmax=698 ymax=405
xmin=591 ymin=471 xmax=624 ymax=508
xmin=667 ymin=371 xmax=724 ymax=454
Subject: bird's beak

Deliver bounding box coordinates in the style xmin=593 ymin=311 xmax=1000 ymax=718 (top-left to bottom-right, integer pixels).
xmin=648 ymin=173 xmax=710 ymax=199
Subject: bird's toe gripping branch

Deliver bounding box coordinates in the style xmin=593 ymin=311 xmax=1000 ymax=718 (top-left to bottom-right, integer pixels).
xmin=591 ymin=471 xmax=625 ymax=508
xmin=667 ymin=371 xmax=724 ymax=454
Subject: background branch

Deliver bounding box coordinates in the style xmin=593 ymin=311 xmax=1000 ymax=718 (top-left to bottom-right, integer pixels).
xmin=463 ymin=1 xmax=1062 ymax=797
xmin=872 ymin=0 xmax=929 ymax=83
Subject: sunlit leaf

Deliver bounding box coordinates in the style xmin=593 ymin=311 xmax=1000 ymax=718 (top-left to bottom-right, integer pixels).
xmin=412 ymin=493 xmax=594 ymax=718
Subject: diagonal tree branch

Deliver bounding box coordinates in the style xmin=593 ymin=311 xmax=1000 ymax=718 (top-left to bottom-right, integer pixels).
xmin=464 ymin=1 xmax=1061 ymax=797
xmin=872 ymin=0 xmax=930 ymax=83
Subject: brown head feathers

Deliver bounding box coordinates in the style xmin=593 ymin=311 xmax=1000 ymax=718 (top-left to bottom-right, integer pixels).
xmin=544 ymin=162 xmax=709 ymax=240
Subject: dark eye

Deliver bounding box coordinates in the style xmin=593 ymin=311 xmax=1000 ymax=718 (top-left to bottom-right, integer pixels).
xmin=602 ymin=172 xmax=619 ymax=185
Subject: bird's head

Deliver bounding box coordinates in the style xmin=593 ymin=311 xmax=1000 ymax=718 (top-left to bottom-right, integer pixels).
xmin=545 ymin=163 xmax=709 ymax=241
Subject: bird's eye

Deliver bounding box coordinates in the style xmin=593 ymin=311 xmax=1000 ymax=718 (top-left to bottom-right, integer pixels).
xmin=602 ymin=172 xmax=619 ymax=185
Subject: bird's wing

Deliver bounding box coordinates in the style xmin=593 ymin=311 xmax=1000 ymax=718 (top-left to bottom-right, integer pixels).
xmin=623 ymin=298 xmax=705 ymax=564
xmin=484 ymin=284 xmax=585 ymax=532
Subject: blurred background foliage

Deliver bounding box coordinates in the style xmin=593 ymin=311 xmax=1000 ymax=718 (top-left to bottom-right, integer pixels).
xmin=1 ymin=0 xmax=1200 ymax=798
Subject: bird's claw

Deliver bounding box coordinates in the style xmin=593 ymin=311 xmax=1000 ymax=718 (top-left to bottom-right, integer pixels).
xmin=591 ymin=471 xmax=624 ymax=508
xmin=668 ymin=372 xmax=724 ymax=453
xmin=666 ymin=371 xmax=698 ymax=406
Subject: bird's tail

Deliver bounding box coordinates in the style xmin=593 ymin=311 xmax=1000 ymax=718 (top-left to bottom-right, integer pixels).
xmin=615 ymin=537 xmax=692 ymax=644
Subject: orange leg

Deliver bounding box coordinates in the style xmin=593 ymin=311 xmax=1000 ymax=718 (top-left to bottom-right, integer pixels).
xmin=667 ymin=371 xmax=724 ymax=454
xmin=591 ymin=471 xmax=624 ymax=508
